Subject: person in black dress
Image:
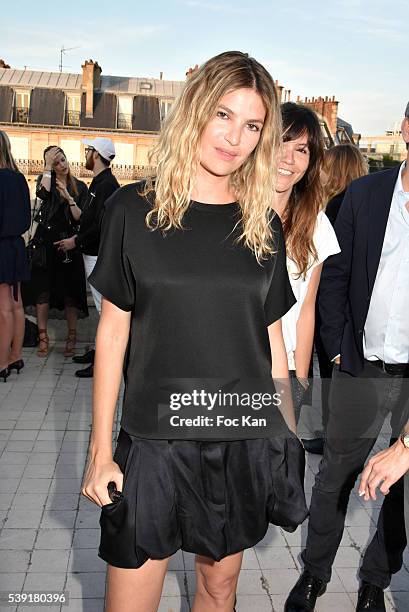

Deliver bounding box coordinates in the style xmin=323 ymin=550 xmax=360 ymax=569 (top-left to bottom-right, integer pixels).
xmin=304 ymin=143 xmax=368 ymax=455
xmin=22 ymin=146 xmax=88 ymax=357
xmin=0 ymin=130 xmax=31 ymax=381
xmin=82 ymin=51 xmax=307 ymax=612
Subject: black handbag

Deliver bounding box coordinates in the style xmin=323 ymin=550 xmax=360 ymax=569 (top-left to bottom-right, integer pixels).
xmin=267 ymin=432 xmax=309 ymax=532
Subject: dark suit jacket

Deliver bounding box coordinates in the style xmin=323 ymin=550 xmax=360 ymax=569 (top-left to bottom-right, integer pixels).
xmin=319 ymin=165 xmax=401 ymax=376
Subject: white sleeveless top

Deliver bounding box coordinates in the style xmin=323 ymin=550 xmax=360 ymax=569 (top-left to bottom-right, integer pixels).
xmin=282 ymin=211 xmax=340 ymax=371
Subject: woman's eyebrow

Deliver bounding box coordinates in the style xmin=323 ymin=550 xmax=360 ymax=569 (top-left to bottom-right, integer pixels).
xmin=218 ymin=104 xmax=264 ymax=125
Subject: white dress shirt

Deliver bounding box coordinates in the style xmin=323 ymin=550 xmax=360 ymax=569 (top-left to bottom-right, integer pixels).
xmin=282 ymin=211 xmax=340 ymax=370
xmin=363 ymin=162 xmax=409 ymax=363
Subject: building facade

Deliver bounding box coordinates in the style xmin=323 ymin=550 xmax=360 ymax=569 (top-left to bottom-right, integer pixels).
xmin=0 ymin=59 xmax=185 ymax=194
xmin=0 ymin=57 xmax=357 ymax=196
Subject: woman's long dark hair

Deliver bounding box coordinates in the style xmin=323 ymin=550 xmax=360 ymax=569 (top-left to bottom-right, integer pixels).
xmin=281 ymin=102 xmax=325 ymax=278
xmin=43 ymin=146 xmax=78 ymax=196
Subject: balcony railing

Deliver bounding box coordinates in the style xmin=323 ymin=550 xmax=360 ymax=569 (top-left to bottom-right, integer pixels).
xmin=117 ymin=113 xmax=133 ymax=130
xmin=65 ymin=110 xmax=81 ymax=126
xmin=15 ymin=159 xmax=156 ymax=181
xmin=13 ymin=107 xmax=29 ymax=123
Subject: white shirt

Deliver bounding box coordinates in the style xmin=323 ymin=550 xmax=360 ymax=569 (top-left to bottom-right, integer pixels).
xmin=363 ymin=162 xmax=409 ymax=364
xmin=282 ymin=211 xmax=340 ymax=371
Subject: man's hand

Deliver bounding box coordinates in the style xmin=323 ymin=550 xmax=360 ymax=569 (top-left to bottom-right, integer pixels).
xmin=54 ymin=236 xmax=76 ymax=252
xmin=358 ymin=439 xmax=409 ymax=501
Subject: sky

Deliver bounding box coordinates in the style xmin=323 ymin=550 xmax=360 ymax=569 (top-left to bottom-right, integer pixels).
xmin=1 ymin=0 xmax=407 ymax=135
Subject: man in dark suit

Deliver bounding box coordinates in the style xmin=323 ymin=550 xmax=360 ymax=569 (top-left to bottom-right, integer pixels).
xmin=285 ymin=103 xmax=409 ymax=612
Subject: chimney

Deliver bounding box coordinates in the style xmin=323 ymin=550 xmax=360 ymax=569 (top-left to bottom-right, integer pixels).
xmin=186 ymin=64 xmax=199 ymax=79
xmin=81 ymin=60 xmax=102 ymax=118
xmin=0 ymin=59 xmax=10 ymax=69
xmin=159 ymin=71 xmax=163 ymax=80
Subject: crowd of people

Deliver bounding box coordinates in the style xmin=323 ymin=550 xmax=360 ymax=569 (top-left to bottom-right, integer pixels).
xmin=0 ymin=49 xmax=408 ymax=612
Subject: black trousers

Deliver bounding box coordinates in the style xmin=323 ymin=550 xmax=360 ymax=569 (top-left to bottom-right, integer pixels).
xmin=302 ymin=360 xmax=409 ymax=587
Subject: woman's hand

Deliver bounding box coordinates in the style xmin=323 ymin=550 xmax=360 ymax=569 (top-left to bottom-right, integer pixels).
xmin=55 ymin=179 xmax=71 ymax=202
xmin=53 ymin=236 xmax=76 ymax=252
xmin=44 ymin=146 xmax=60 ymax=170
xmin=82 ymin=458 xmax=124 ymax=507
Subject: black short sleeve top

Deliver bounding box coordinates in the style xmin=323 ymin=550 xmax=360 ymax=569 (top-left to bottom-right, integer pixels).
xmin=89 ymin=183 xmax=295 ymax=438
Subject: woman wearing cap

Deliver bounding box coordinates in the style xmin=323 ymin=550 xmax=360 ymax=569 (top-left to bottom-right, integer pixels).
xmin=82 ymin=51 xmax=307 ymax=611
xmin=22 ymin=146 xmax=88 ymax=357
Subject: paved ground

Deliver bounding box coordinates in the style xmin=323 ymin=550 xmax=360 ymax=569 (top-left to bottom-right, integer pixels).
xmin=0 ymin=343 xmax=408 ymax=612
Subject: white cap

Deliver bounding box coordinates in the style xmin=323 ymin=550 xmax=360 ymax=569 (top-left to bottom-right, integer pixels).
xmin=82 ymin=137 xmax=115 ymax=161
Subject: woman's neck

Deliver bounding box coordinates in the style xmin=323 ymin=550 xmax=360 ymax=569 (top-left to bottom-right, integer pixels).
xmin=275 ymin=190 xmax=291 ymax=219
xmin=191 ymin=167 xmax=235 ymax=204
xmin=56 ymin=173 xmax=68 ymax=185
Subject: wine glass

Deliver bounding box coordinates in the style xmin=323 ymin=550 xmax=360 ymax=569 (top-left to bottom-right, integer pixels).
xmin=59 ymin=232 xmax=72 ymax=264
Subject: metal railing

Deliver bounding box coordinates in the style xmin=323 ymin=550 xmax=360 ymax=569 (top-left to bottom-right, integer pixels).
xmin=15 ymin=159 xmax=156 ymax=181
xmin=13 ymin=107 xmax=29 ymax=123
xmin=117 ymin=113 xmax=133 ymax=130
xmin=65 ymin=110 xmax=81 ymax=126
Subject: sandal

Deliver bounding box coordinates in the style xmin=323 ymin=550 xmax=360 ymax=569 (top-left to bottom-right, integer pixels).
xmin=37 ymin=329 xmax=49 ymax=358
xmin=64 ymin=329 xmax=77 ymax=358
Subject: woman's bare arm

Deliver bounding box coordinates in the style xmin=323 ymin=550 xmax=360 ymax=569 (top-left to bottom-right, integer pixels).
xmin=82 ymin=297 xmax=131 ymax=506
xmin=294 ymin=263 xmax=323 ymax=382
xmin=268 ymin=319 xmax=296 ymax=434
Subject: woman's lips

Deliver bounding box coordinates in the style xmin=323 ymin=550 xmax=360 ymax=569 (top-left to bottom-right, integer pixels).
xmin=215 ymin=148 xmax=238 ymax=161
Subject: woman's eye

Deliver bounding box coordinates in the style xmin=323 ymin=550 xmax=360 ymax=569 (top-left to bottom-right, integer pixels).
xmin=297 ymin=147 xmax=309 ymax=154
xmin=247 ymin=123 xmax=260 ymax=132
xmin=217 ymin=110 xmax=229 ymax=119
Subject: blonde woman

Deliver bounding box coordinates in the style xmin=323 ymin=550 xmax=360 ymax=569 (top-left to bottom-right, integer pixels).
xmin=323 ymin=143 xmax=368 ymax=224
xmin=22 ymin=146 xmax=88 ymax=357
xmin=0 ymin=131 xmax=31 ymax=381
xmin=82 ymin=51 xmax=307 ymax=612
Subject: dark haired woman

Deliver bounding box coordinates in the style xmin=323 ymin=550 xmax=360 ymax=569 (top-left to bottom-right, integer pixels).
xmin=305 ymin=143 xmax=368 ymax=454
xmin=22 ymin=146 xmax=88 ymax=357
xmin=81 ymin=52 xmax=307 ymax=611
xmin=0 ymin=130 xmax=31 ymax=381
xmin=275 ymin=102 xmax=340 ymax=423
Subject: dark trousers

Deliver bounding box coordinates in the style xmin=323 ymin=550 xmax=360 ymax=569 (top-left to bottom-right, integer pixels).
xmin=302 ymin=360 xmax=409 ymax=587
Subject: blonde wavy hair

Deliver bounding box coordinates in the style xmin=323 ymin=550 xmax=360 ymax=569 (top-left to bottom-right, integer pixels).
xmin=323 ymin=144 xmax=368 ymax=202
xmin=143 ymin=50 xmax=281 ymax=262
xmin=0 ymin=130 xmax=20 ymax=171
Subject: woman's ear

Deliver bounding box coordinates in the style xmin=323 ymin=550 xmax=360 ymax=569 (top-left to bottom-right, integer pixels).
xmin=401 ymin=117 xmax=409 ymax=148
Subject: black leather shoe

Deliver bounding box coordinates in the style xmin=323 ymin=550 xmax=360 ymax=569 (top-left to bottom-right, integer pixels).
xmin=301 ymin=437 xmax=325 ymax=455
xmin=285 ymin=570 xmax=326 ymax=611
xmin=356 ymin=582 xmax=386 ymax=611
xmin=73 ymin=349 xmax=95 ymax=364
xmin=75 ymin=364 xmax=94 ymax=378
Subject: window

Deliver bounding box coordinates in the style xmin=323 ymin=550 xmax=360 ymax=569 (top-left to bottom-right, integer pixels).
xmin=117 ymin=97 xmax=133 ymax=130
xmin=60 ymin=139 xmax=81 ymax=162
xmin=160 ymin=100 xmax=173 ymax=122
xmin=13 ymin=91 xmax=30 ymax=123
xmin=9 ymin=136 xmax=29 ymax=160
xmin=65 ymin=95 xmax=81 ymax=126
xmin=113 ymin=142 xmax=134 ymax=165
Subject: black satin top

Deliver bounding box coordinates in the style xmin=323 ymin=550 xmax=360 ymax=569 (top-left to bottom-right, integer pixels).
xmin=90 ymin=184 xmax=295 ymax=439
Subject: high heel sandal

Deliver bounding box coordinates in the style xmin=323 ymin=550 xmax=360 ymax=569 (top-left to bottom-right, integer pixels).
xmin=8 ymin=359 xmax=24 ymax=374
xmin=0 ymin=368 xmax=10 ymax=382
xmin=64 ymin=329 xmax=76 ymax=358
xmin=37 ymin=329 xmax=49 ymax=358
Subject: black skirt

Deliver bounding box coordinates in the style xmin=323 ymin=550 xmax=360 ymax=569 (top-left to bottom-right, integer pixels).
xmin=99 ymin=429 xmax=307 ymax=569
xmin=0 ymin=236 xmax=30 ymax=286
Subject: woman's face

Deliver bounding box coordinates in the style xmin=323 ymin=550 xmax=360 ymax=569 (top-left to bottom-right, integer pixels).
xmin=276 ymin=132 xmax=310 ymax=194
xmin=53 ymin=151 xmax=69 ymax=175
xmin=198 ymin=87 xmax=266 ymax=178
